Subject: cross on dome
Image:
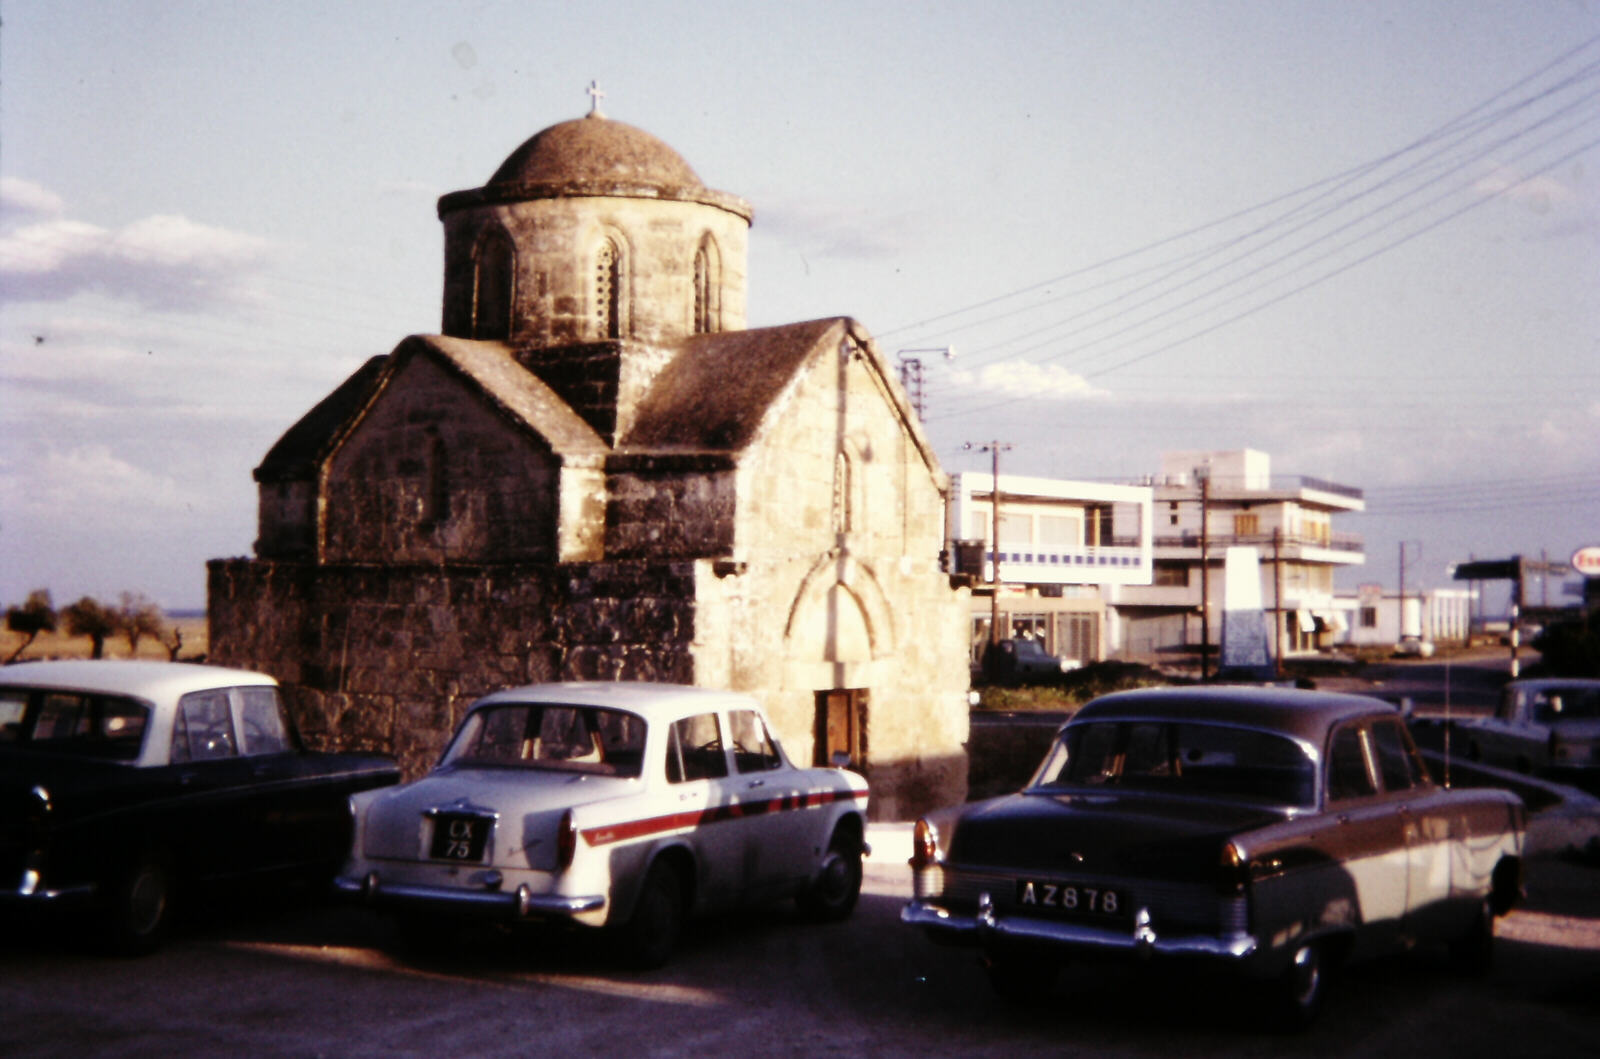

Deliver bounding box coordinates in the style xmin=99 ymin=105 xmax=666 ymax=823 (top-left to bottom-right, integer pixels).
xmin=586 ymin=80 xmax=607 ymax=118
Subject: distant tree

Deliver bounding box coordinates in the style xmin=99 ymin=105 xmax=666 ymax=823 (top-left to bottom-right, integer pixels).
xmin=5 ymin=589 xmax=57 ymax=663
xmin=117 ymin=592 xmax=164 ymax=653
xmin=164 ymin=625 xmax=185 ymax=661
xmin=62 ymin=596 xmax=119 ymax=659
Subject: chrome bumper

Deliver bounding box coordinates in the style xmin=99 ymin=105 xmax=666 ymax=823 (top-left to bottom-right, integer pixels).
xmin=334 ymin=872 xmax=604 ymax=919
xmin=3 ymin=868 xmax=94 ymax=903
xmin=902 ymin=893 xmax=1258 ymax=961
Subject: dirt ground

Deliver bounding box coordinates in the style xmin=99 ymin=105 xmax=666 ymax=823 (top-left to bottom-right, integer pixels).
xmin=1 ymin=617 xmax=209 ymax=665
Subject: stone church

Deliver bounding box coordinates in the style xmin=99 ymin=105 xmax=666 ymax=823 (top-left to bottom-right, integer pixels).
xmin=208 ymin=100 xmax=971 ymax=818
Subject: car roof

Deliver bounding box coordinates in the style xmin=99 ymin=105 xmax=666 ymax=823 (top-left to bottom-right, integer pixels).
xmin=469 ymin=681 xmax=761 ymax=721
xmin=0 ymin=659 xmax=278 ymax=702
xmin=1506 ymin=678 xmax=1600 ymax=691
xmin=1071 ymin=685 xmax=1395 ymax=742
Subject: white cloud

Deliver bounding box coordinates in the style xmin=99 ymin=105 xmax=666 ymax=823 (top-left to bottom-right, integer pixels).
xmin=0 ymin=445 xmax=204 ymax=521
xmin=0 ymin=183 xmax=275 ymax=311
xmin=953 ymin=359 xmax=1106 ymax=400
xmin=1474 ymin=166 xmax=1576 ymax=209
xmin=0 ymin=177 xmax=66 ymax=219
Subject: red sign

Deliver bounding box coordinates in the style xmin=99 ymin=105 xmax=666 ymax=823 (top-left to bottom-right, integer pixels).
xmin=1573 ymin=546 xmax=1600 ymax=578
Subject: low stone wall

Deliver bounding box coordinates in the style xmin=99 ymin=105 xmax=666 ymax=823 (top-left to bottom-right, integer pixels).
xmin=208 ymin=557 xmax=699 ymax=778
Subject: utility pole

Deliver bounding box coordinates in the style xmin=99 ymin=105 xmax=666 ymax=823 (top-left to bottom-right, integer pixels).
xmin=1199 ymin=471 xmax=1211 ymax=681
xmin=965 ymin=440 xmax=1012 ymax=665
xmin=1399 ymin=541 xmax=1407 ymax=641
xmin=1399 ymin=540 xmax=1421 ymax=642
xmin=1273 ymin=527 xmax=1284 ymax=678
xmin=897 ymin=347 xmax=955 ymax=420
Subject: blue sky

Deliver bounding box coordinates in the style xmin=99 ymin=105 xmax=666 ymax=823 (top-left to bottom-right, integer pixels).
xmin=2 ymin=1 xmax=1596 ymax=611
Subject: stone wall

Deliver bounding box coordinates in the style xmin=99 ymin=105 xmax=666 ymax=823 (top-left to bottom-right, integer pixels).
xmin=208 ymin=557 xmax=699 ymax=777
xmin=210 ymin=548 xmax=971 ymax=819
xmin=441 ymin=197 xmax=748 ymax=348
xmin=322 ymin=355 xmax=561 ymax=564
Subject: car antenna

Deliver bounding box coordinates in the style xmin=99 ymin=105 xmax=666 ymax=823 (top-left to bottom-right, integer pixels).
xmin=1442 ymin=659 xmax=1451 ymax=789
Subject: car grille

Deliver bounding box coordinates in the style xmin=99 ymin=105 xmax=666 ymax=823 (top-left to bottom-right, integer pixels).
xmin=932 ymin=863 xmax=1244 ymax=934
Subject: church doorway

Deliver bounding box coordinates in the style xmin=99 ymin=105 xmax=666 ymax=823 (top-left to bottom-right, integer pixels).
xmin=814 ymin=688 xmax=868 ymax=769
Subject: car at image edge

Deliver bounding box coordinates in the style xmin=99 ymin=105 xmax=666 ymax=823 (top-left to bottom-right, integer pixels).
xmin=902 ymin=685 xmax=1525 ymax=1029
xmin=335 ymin=681 xmax=870 ymax=967
xmin=1459 ymin=677 xmax=1600 ymax=792
xmin=0 ymin=659 xmax=400 ymax=953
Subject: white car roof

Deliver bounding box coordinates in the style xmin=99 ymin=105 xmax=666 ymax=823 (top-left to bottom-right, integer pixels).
xmin=0 ymin=659 xmax=278 ymax=703
xmin=470 ymin=681 xmax=761 ymax=721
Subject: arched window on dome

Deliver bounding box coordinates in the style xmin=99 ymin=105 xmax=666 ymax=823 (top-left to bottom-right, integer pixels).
xmin=471 ymin=228 xmax=514 ymax=341
xmin=595 ymin=236 xmax=624 ymax=340
xmin=693 ymin=235 xmax=722 ymax=334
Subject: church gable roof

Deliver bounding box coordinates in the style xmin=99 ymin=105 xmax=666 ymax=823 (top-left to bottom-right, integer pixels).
xmin=392 ymin=335 xmax=609 ymax=461
xmin=620 ymin=318 xmax=847 ymax=452
xmin=255 ymin=355 xmax=389 ymax=483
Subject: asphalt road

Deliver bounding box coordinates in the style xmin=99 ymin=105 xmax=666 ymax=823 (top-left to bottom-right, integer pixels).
xmin=1317 ymin=646 xmax=1521 ymax=716
xmin=3 ymin=838 xmax=1596 ymax=1059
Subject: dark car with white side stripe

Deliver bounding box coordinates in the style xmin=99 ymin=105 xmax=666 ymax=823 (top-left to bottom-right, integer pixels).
xmin=336 ymin=682 xmax=869 ymax=967
xmin=902 ymin=686 xmax=1525 ymax=1028
xmin=0 ymin=660 xmax=399 ymax=953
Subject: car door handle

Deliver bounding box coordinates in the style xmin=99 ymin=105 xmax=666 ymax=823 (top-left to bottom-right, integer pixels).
xmin=746 ymin=780 xmax=766 ymax=789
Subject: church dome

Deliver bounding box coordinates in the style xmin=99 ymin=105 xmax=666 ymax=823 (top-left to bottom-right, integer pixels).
xmin=489 ymin=114 xmax=703 ymax=193
xmin=438 ymin=113 xmax=751 ymax=221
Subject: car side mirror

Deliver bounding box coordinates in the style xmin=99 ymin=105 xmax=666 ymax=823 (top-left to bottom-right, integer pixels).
xmin=830 ymin=750 xmax=853 ymax=769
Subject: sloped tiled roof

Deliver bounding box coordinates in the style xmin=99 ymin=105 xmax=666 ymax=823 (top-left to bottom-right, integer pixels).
xmin=409 ymin=335 xmax=608 ymax=460
xmin=253 ymin=336 xmax=609 ymax=483
xmin=255 ymin=355 xmax=388 ymax=483
xmin=621 ymin=318 xmax=846 ymax=451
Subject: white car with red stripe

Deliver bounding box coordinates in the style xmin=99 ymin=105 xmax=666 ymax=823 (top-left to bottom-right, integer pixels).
xmin=335 ymin=682 xmax=869 ymax=966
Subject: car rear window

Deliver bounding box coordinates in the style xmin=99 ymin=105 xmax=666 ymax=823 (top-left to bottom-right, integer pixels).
xmin=1533 ymin=687 xmax=1600 ymax=723
xmin=1032 ymin=720 xmax=1316 ymax=807
xmin=442 ymin=704 xmax=646 ymax=777
xmin=1 ymin=689 xmax=149 ymax=761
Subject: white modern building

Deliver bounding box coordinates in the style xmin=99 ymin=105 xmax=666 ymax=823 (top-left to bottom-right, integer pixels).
xmin=1331 ymin=585 xmax=1477 ymax=649
xmin=947 ymin=472 xmax=1153 ymax=664
xmin=1105 ymin=450 xmax=1366 ymax=662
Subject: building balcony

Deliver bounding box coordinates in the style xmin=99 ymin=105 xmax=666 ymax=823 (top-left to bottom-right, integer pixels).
xmin=950 ymin=539 xmax=1151 ymax=587
xmin=1151 ymin=530 xmax=1364 ymax=562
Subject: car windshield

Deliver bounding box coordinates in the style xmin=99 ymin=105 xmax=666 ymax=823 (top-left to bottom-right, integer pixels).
xmin=1532 ymin=687 xmax=1600 ymax=723
xmin=1030 ymin=720 xmax=1317 ymax=808
xmin=441 ymin=703 xmax=647 ymax=777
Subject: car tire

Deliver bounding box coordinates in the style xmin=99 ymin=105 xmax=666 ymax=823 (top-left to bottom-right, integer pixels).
xmin=1449 ymin=899 xmax=1495 ymax=977
xmin=621 ymin=860 xmax=684 ymax=970
xmin=1269 ymin=941 xmax=1327 ymax=1031
xmin=104 ymin=853 xmax=171 ymax=956
xmin=797 ymin=829 xmax=862 ymax=922
xmin=985 ymin=950 xmax=1057 ymax=1004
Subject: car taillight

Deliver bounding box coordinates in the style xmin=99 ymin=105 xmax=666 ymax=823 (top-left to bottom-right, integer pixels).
xmin=557 ymin=810 xmax=577 ymax=870
xmin=1217 ymin=840 xmax=1249 ymax=895
xmin=911 ymin=817 xmax=938 ymax=870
